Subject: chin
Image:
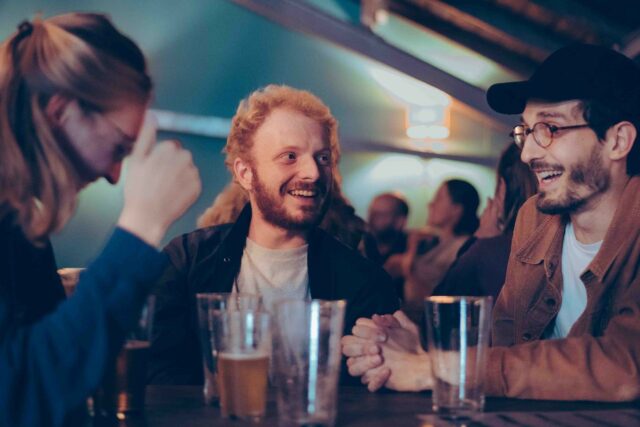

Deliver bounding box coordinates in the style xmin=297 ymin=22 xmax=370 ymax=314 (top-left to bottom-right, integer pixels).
xmin=291 ymin=212 xmax=322 ymax=228
xmin=536 ymin=195 xmax=586 ymax=215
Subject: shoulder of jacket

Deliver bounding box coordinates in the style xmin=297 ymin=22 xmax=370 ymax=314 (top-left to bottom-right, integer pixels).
xmin=162 ymin=223 xmax=233 ymax=261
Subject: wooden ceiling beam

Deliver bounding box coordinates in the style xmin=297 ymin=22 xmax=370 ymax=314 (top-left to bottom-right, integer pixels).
xmin=490 ymin=0 xmax=627 ymax=45
xmin=386 ymin=0 xmax=538 ymax=77
xmin=230 ymin=0 xmax=513 ymax=127
xmin=406 ymin=0 xmax=575 ymax=62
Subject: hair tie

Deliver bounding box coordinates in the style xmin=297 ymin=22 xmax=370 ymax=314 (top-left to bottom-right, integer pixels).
xmin=17 ymin=20 xmax=34 ymax=36
xmin=11 ymin=20 xmax=35 ymax=67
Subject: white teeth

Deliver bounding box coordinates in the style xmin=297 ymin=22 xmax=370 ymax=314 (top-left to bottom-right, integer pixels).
xmin=536 ymin=170 xmax=562 ymax=180
xmin=289 ymin=190 xmax=316 ymax=197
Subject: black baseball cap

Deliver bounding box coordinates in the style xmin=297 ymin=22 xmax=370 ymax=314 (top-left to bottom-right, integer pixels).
xmin=486 ymin=43 xmax=640 ymax=115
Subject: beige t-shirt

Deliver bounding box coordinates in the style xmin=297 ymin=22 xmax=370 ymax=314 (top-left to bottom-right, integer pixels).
xmin=235 ymin=238 xmax=310 ymax=312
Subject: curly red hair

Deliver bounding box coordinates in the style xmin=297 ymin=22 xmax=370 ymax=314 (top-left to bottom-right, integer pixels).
xmin=224 ymin=85 xmax=341 ymax=182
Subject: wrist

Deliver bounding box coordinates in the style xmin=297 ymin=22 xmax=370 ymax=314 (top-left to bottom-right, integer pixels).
xmin=117 ymin=211 xmax=166 ymax=248
xmin=415 ymin=353 xmax=433 ymax=390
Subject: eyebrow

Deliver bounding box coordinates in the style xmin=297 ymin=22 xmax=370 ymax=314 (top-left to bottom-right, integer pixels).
xmin=537 ymin=111 xmax=569 ymax=120
xmin=276 ymin=145 xmax=301 ymax=153
xmin=519 ymin=111 xmax=570 ymax=125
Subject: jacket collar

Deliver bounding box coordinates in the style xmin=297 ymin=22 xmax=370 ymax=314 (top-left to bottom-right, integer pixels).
xmin=515 ymin=176 xmax=640 ymax=281
xmin=219 ymin=203 xmax=253 ymax=260
xmin=589 ymin=176 xmax=640 ymax=280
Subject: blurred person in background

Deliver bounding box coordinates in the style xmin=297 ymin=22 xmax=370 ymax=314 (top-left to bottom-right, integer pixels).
xmin=433 ymin=143 xmax=537 ymax=300
xmin=361 ymin=192 xmax=409 ymax=299
xmin=0 ymin=14 xmax=200 ymax=426
xmin=385 ymin=179 xmax=479 ymax=313
xmin=362 ymin=192 xmax=409 ymax=266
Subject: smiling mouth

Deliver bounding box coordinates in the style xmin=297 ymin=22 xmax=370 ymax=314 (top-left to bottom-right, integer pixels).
xmin=288 ymin=189 xmax=318 ymax=198
xmin=535 ymin=169 xmax=563 ymax=184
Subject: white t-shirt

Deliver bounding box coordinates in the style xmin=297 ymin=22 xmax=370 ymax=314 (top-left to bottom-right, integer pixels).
xmin=549 ymin=222 xmax=602 ymax=339
xmin=235 ymin=238 xmax=310 ymax=312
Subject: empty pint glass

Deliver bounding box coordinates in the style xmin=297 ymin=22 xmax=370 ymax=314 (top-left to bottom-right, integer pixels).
xmin=93 ymin=296 xmax=155 ymax=418
xmin=196 ymin=293 xmax=262 ymax=405
xmin=209 ymin=309 xmax=271 ymax=421
xmin=425 ymin=296 xmax=492 ymax=420
xmin=272 ymin=299 xmax=346 ymax=427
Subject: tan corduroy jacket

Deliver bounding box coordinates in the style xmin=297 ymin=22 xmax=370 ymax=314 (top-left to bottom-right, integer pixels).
xmin=486 ymin=175 xmax=640 ymax=401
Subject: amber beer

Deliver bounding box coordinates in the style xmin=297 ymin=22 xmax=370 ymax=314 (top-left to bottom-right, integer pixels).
xmin=94 ymin=340 xmax=150 ymax=416
xmin=217 ymin=352 xmax=269 ymax=420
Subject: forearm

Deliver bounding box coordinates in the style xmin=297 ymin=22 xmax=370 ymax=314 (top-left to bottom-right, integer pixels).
xmin=486 ymin=333 xmax=640 ymax=401
xmin=0 ymin=228 xmax=166 ymax=427
xmin=380 ymin=351 xmax=432 ymax=392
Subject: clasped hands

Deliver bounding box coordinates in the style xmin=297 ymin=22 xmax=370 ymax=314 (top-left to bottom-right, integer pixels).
xmin=341 ymin=310 xmax=433 ymax=392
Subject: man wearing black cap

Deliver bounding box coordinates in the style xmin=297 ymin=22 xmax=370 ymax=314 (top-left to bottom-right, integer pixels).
xmin=341 ymin=44 xmax=640 ymax=401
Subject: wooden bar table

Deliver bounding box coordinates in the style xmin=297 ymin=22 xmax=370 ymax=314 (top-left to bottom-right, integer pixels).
xmin=90 ymin=385 xmax=640 ymax=427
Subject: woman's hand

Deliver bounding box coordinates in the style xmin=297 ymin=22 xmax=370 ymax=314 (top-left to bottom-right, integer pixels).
xmin=117 ymin=113 xmax=201 ymax=246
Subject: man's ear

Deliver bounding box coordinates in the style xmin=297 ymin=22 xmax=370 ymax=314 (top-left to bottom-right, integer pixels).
xmin=234 ymin=157 xmax=253 ymax=191
xmin=607 ymin=121 xmax=637 ymax=162
xmin=44 ymin=94 xmax=73 ymax=126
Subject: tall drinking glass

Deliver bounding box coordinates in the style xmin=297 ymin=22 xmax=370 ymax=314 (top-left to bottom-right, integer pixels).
xmin=196 ymin=292 xmax=262 ymax=405
xmin=272 ymin=299 xmax=346 ymax=427
xmin=424 ymin=296 xmax=492 ymax=420
xmin=209 ymin=309 xmax=271 ymax=421
xmin=93 ymin=296 xmax=155 ymax=419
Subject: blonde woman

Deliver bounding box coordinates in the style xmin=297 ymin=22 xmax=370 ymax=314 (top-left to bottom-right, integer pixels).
xmin=0 ymin=14 xmax=200 ymax=426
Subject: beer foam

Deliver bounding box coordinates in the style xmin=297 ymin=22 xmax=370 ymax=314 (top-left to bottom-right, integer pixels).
xmin=218 ymin=352 xmax=268 ymax=360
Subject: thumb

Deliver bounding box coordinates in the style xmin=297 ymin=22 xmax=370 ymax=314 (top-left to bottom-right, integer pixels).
xmin=393 ymin=310 xmax=417 ymax=331
xmin=131 ymin=111 xmax=157 ymax=159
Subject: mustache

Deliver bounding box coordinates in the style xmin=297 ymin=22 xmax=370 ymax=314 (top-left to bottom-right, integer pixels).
xmin=529 ymin=160 xmax=564 ymax=172
xmin=285 ymin=181 xmax=329 ymax=193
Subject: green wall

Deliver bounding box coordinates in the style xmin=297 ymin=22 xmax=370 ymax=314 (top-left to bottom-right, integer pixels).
xmin=1 ymin=0 xmax=498 ymax=267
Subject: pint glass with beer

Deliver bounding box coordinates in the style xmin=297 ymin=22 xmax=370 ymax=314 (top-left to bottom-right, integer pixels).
xmin=209 ymin=309 xmax=271 ymax=421
xmin=93 ymin=296 xmax=155 ymax=418
xmin=196 ymin=293 xmax=262 ymax=405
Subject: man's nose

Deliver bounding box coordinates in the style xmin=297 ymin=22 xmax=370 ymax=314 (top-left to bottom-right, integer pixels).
xmin=520 ymin=134 xmax=545 ymax=165
xmin=106 ymin=161 xmax=122 ymax=184
xmin=299 ymin=155 xmax=320 ymax=181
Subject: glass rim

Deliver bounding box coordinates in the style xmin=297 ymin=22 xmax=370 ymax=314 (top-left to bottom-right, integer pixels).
xmin=196 ymin=292 xmax=261 ymax=300
xmin=211 ymin=308 xmax=271 ymax=320
xmin=425 ymin=295 xmax=492 ymax=304
xmin=273 ymin=298 xmax=347 ymax=309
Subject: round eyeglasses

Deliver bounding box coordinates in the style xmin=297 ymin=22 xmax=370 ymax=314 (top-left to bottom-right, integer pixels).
xmin=510 ymin=122 xmax=591 ymax=149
